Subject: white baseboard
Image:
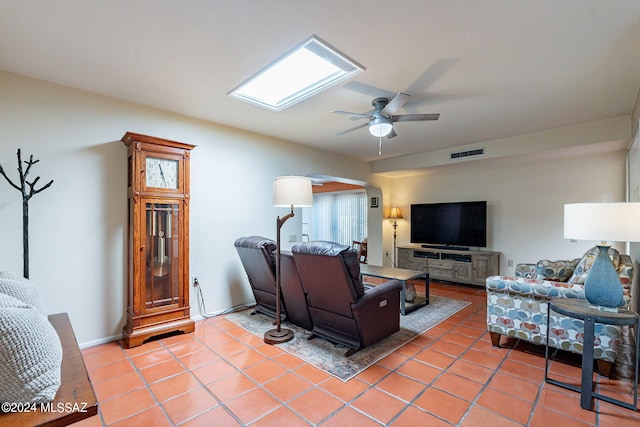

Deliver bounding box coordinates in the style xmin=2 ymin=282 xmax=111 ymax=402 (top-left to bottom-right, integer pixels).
xmin=79 ymin=333 xmax=123 ymax=349
xmin=78 ymin=303 xmax=255 ymax=349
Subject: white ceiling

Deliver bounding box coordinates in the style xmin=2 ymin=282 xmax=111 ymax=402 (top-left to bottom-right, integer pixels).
xmin=1 ymin=1 xmax=639 ymax=162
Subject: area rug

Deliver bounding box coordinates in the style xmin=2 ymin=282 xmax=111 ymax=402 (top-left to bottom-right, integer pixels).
xmin=225 ymin=296 xmax=470 ymax=381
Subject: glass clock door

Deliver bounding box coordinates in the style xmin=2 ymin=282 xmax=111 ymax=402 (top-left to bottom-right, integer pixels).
xmin=145 ymin=202 xmax=180 ymax=310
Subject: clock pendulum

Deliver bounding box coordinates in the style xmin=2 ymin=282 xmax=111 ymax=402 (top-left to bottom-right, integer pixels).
xmin=149 ymin=206 xmax=172 ymax=277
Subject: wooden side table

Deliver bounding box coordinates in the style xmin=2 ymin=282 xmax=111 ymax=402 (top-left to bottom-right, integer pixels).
xmin=545 ymin=298 xmax=639 ymax=411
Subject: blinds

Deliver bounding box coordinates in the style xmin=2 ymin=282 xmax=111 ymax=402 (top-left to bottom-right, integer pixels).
xmin=304 ymin=190 xmax=367 ymax=245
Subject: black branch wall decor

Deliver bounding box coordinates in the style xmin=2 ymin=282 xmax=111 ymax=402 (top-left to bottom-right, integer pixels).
xmin=0 ymin=149 xmax=54 ymax=278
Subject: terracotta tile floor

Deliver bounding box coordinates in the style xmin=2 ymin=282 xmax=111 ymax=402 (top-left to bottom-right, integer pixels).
xmin=75 ymin=282 xmax=640 ymax=426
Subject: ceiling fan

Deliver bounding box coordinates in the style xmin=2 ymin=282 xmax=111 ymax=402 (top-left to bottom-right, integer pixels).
xmin=331 ymin=92 xmax=440 ymax=139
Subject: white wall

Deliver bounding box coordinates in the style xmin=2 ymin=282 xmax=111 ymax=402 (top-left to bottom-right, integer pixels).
xmin=373 ymin=149 xmax=628 ymax=274
xmin=0 ymin=71 xmax=373 ymax=345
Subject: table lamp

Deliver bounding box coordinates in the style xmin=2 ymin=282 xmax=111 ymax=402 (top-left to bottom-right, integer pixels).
xmin=264 ymin=176 xmax=313 ymax=344
xmin=564 ymin=202 xmax=640 ymax=311
xmin=387 ymin=207 xmax=403 ymax=267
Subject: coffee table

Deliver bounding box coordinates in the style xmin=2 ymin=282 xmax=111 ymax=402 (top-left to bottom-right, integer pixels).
xmin=359 ymin=264 xmax=429 ymax=315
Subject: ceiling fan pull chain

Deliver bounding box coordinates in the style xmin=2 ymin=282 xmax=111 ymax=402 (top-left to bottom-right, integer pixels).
xmin=378 ymin=137 xmax=382 ymax=156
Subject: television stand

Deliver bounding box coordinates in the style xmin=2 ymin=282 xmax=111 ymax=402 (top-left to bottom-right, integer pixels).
xmin=421 ymin=244 xmax=470 ymax=251
xmin=398 ymin=245 xmax=500 ymax=287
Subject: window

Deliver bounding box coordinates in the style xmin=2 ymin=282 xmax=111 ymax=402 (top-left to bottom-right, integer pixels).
xmin=304 ymin=190 xmax=367 ymax=245
xmin=228 ymin=35 xmax=364 ymax=111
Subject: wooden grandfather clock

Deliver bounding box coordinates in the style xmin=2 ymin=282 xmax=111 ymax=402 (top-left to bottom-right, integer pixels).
xmin=122 ymin=132 xmax=196 ymax=348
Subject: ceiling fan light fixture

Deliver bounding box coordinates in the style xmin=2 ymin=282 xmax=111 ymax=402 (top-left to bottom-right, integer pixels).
xmin=369 ymin=116 xmax=393 ymax=137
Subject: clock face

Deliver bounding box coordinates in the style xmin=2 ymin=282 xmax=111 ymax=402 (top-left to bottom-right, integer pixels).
xmin=145 ymin=157 xmax=179 ymax=189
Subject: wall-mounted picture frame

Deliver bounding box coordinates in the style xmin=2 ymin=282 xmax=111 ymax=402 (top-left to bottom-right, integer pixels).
xmin=370 ymin=196 xmax=379 ymax=208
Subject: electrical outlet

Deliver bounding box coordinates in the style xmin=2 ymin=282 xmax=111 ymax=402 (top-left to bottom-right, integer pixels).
xmin=289 ymin=234 xmax=297 ymax=243
xmin=192 ymin=276 xmax=199 ymax=286
xmin=507 ymin=259 xmax=514 ymax=267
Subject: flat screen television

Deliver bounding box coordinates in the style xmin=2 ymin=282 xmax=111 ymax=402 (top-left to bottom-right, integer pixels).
xmin=410 ymin=201 xmax=487 ymax=249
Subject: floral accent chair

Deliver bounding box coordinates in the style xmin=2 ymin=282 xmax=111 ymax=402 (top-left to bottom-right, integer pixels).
xmin=486 ymin=246 xmax=634 ymax=377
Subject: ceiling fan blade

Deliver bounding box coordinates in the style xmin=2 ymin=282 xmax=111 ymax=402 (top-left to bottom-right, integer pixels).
xmin=331 ymin=109 xmax=372 ymax=119
xmin=405 ymin=59 xmax=458 ymax=94
xmin=391 ymin=113 xmax=440 ymax=122
xmin=381 ymin=93 xmax=411 ymax=115
xmin=386 ymin=128 xmax=397 ymax=139
xmin=336 ymin=122 xmax=368 ymax=136
xmin=350 ymin=108 xmax=375 ymax=121
xmin=343 ymin=81 xmax=396 ymax=99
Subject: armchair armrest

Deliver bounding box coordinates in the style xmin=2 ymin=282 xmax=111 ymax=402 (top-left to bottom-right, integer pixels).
xmin=354 ymin=279 xmax=402 ymax=308
xmin=486 ymin=275 xmax=585 ymax=299
xmin=352 ymin=279 xmax=402 ymax=347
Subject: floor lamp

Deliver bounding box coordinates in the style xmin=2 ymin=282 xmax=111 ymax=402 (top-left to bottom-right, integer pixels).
xmin=564 ymin=202 xmax=640 ymax=310
xmin=387 ymin=207 xmax=403 ymax=267
xmin=264 ymin=176 xmax=313 ymax=344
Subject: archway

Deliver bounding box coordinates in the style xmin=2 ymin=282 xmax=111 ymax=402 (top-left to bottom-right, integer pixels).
xmin=305 ymin=174 xmax=383 ymax=266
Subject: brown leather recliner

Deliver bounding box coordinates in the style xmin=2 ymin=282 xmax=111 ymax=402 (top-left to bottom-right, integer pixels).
xmin=234 ymin=237 xmax=313 ymax=331
xmin=234 ymin=236 xmax=281 ymax=319
xmin=280 ymin=251 xmax=313 ymax=331
xmin=292 ymin=241 xmax=402 ymax=356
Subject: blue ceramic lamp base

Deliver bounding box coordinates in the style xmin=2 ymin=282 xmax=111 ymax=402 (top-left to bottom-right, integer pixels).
xmin=584 ymin=245 xmax=625 ymax=312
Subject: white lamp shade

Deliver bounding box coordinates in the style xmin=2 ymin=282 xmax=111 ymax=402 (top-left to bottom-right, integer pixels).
xmin=564 ymin=202 xmax=640 ymax=243
xmin=369 ymin=117 xmax=393 ymax=137
xmin=388 ymin=207 xmax=403 ymax=220
xmin=272 ymin=176 xmax=313 ymax=207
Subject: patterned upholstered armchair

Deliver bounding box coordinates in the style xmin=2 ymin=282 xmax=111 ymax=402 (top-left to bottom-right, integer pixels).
xmin=486 ymin=246 xmax=634 ymax=377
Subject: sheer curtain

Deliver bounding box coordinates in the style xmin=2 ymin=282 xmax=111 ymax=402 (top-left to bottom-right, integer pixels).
xmin=304 ymin=190 xmax=367 ymax=245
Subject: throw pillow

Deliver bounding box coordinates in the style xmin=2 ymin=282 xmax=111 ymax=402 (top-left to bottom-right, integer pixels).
xmin=568 ymin=246 xmax=621 ymax=285
xmin=0 ymin=293 xmax=62 ymax=405
xmin=535 ymin=259 xmax=580 ymax=282
xmin=0 ymin=271 xmax=46 ymax=315
xmin=515 ymin=263 xmax=538 ymax=278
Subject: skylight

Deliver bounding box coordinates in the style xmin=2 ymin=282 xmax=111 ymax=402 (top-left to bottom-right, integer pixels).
xmin=228 ymin=35 xmax=364 ymax=111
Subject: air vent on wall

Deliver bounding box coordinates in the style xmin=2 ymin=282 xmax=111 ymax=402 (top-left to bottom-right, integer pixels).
xmin=450 ymin=148 xmax=485 ymax=161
